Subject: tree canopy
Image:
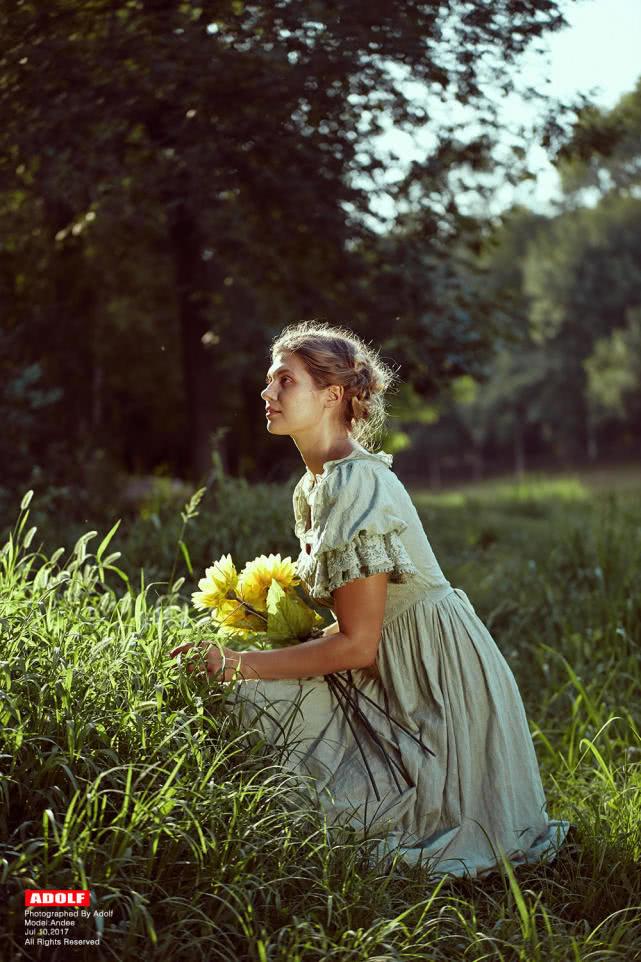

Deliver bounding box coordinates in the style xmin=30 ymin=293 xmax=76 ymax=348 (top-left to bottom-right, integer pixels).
xmin=554 ymin=76 xmax=641 ymax=198
xmin=1 ymin=0 xmax=581 ymax=497
xmin=406 ymin=103 xmax=641 ymax=482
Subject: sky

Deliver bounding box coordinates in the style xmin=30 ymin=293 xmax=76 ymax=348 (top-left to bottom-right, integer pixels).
xmin=373 ymin=0 xmax=641 ymax=220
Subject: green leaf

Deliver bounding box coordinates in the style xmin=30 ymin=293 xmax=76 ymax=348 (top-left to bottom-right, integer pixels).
xmin=219 ymin=629 xmax=273 ymax=650
xmin=266 ymin=581 xmax=318 ymax=642
xmin=179 ymin=539 xmax=193 ymax=575
xmin=97 ymin=519 xmax=121 ymax=563
xmin=105 ymin=563 xmax=129 ymax=584
xmin=501 ymin=853 xmax=532 ymax=939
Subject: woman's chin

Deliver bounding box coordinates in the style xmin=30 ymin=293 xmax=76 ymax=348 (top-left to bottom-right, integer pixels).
xmin=266 ymin=420 xmax=288 ymax=435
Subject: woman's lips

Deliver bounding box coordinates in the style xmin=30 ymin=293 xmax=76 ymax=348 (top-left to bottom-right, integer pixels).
xmin=266 ymin=409 xmax=281 ymax=416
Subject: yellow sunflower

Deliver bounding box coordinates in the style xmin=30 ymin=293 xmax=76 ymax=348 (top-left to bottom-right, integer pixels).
xmin=214 ymin=598 xmax=266 ymax=634
xmin=237 ymin=554 xmax=300 ymax=610
xmin=191 ymin=554 xmax=239 ymax=611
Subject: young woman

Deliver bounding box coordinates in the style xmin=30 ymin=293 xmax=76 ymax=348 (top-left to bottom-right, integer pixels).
xmin=170 ymin=321 xmax=568 ymax=876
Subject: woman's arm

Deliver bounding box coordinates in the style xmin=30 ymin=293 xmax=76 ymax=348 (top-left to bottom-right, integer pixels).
xmin=171 ymin=573 xmax=388 ymax=681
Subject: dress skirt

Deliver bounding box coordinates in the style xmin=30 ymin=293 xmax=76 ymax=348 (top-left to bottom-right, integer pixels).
xmin=226 ymin=586 xmax=569 ymax=877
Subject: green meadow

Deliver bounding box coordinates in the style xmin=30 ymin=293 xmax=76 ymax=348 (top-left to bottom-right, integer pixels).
xmin=1 ymin=467 xmax=640 ymax=960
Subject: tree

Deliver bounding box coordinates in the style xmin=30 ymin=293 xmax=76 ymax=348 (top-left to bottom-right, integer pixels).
xmin=520 ymin=195 xmax=641 ymax=461
xmin=0 ymin=0 xmax=581 ymax=484
xmin=414 ymin=190 xmax=641 ymax=478
xmin=554 ymin=76 xmax=641 ymax=200
xmin=433 ymin=206 xmax=556 ymax=478
xmin=584 ymin=305 xmax=641 ymax=442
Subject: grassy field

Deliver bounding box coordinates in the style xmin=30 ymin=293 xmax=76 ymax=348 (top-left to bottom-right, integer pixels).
xmin=1 ymin=466 xmax=640 ymax=961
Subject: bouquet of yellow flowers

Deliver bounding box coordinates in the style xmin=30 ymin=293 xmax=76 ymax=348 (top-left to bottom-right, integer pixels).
xmin=190 ymin=554 xmax=435 ymax=803
xmin=191 ymin=553 xmax=325 ymax=648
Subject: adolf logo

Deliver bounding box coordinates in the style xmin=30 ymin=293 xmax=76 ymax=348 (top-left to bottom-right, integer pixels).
xmin=25 ymin=890 xmax=90 ymax=907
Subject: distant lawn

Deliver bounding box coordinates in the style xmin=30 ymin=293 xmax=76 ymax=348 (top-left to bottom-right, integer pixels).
xmin=408 ymin=460 xmax=641 ymax=509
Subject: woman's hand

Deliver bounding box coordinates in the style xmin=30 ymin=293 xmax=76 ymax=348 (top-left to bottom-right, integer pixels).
xmin=169 ymin=640 xmax=245 ymax=681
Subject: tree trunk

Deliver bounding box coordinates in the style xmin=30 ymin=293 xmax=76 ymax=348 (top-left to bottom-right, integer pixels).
xmin=42 ymin=194 xmax=97 ymax=452
xmin=586 ymin=414 xmax=598 ymax=461
xmin=470 ymin=445 xmax=484 ymax=481
xmin=429 ymin=452 xmax=441 ymax=489
xmin=169 ymin=207 xmax=225 ymax=479
xmin=514 ymin=411 xmax=526 ymax=479
xmin=92 ymin=359 xmax=103 ymax=432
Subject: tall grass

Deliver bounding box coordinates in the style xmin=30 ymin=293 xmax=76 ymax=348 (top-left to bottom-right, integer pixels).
xmin=1 ymin=472 xmax=641 ymax=961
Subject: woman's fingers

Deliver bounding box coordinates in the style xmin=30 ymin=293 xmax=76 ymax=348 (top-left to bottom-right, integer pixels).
xmin=169 ymin=641 xmax=204 ymax=658
xmin=168 ymin=641 xmax=224 ymax=677
xmin=168 ymin=642 xmax=206 ymax=675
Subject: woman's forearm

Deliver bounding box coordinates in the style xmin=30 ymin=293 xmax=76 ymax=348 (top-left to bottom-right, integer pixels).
xmin=227 ymin=627 xmax=377 ymax=681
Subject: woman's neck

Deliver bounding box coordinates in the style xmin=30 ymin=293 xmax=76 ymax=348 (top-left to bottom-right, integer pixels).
xmin=295 ymin=435 xmax=359 ymax=478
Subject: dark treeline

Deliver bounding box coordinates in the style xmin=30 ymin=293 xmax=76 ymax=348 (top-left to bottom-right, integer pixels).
xmin=1 ymin=1 xmax=640 ymax=532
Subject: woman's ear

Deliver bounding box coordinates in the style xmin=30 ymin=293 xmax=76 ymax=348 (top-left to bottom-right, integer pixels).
xmin=325 ymin=384 xmax=344 ymax=408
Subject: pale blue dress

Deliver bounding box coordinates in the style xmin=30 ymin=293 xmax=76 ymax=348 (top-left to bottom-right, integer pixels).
xmin=228 ymin=442 xmax=568 ymax=876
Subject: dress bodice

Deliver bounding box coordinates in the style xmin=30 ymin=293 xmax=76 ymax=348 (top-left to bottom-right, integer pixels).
xmin=292 ymin=442 xmax=452 ymax=627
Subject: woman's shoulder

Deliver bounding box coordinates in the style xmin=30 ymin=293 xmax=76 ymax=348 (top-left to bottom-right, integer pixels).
xmin=314 ymin=450 xmax=412 ymax=528
xmin=322 ymin=447 xmax=399 ymax=497
xmin=294 ymin=446 xmax=392 ymax=497
xmin=292 ymin=447 xmax=410 ymax=530
xmin=324 ymin=445 xmax=392 ymax=483
xmin=315 ymin=451 xmax=414 ymax=548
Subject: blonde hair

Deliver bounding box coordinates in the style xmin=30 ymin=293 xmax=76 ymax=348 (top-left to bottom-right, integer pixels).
xmin=270 ymin=320 xmax=398 ymax=448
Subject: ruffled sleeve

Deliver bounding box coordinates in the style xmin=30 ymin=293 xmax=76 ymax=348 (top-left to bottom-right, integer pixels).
xmin=297 ymin=456 xmax=419 ymax=602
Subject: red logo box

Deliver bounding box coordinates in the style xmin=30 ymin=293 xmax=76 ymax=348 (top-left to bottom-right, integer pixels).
xmin=25 ymin=890 xmax=90 ymax=907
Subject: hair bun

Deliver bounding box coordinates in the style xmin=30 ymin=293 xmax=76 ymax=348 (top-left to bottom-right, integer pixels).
xmin=351 ymin=395 xmax=369 ymax=420
xmin=353 ymin=361 xmax=372 ymax=400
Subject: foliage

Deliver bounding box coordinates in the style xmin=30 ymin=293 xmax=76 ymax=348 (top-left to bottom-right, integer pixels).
xmin=114 ymin=472 xmax=302 ymax=590
xmin=520 ymin=196 xmax=641 ymax=456
xmin=584 ymin=305 xmax=641 ymax=423
xmin=391 ymin=81 xmax=641 ymax=480
xmin=0 ymin=0 xmax=580 ymax=491
xmin=555 ymin=75 xmax=641 ymax=198
xmin=2 ymin=471 xmax=641 ymax=959
xmin=402 ymin=189 xmax=641 ymax=479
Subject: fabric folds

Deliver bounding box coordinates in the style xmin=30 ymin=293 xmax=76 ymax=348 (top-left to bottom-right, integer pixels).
xmin=312 ymin=456 xmax=410 ymax=551
xmin=226 ymin=442 xmax=569 ymax=878
xmin=298 ymin=528 xmax=419 ymax=598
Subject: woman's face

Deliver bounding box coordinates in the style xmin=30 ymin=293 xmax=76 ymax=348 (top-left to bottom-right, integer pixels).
xmin=261 ymin=351 xmax=339 ymax=437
